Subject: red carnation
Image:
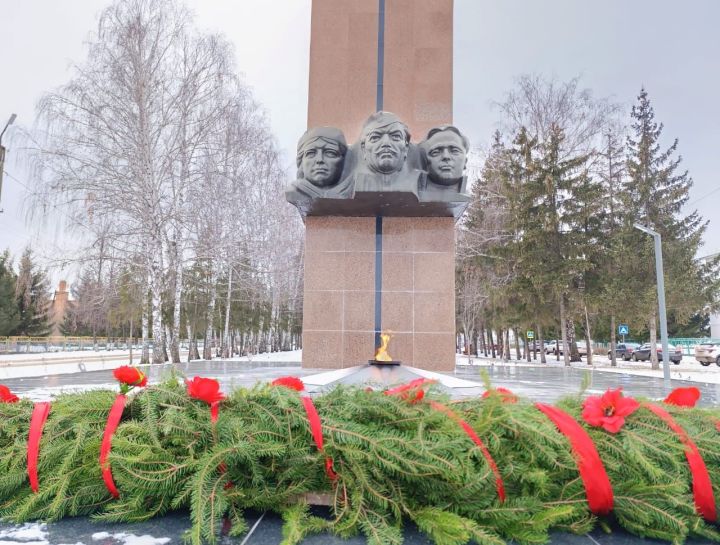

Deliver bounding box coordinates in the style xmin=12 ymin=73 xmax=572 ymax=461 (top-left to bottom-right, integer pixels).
xmin=187 ymin=376 xmax=225 ymax=405
xmin=113 ymin=366 xmax=147 ymax=393
xmin=663 ymin=387 xmax=700 ymax=408
xmin=482 ymin=387 xmax=518 ymax=404
xmin=0 ymin=385 xmax=19 ymax=403
xmin=582 ymin=388 xmax=639 ymax=433
xmin=271 ymin=376 xmax=305 ymax=392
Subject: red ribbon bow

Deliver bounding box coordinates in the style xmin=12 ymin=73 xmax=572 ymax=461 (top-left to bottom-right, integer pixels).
xmin=643 ymin=402 xmax=716 ymax=521
xmin=536 ymin=403 xmax=614 ymax=515
xmin=100 ymin=394 xmax=127 ymax=498
xmin=272 ymin=377 xmax=337 ymax=481
xmin=27 ymin=402 xmax=51 ymax=493
xmin=429 ymin=401 xmax=506 ymax=502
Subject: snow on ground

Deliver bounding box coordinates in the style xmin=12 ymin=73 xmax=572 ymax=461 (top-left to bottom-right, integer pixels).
xmin=5 ymin=346 xmax=719 ymax=389
xmin=458 ymin=352 xmax=720 ymax=385
xmin=223 ymin=349 xmax=302 ymax=363
xmin=0 ymin=523 xmax=49 ymax=545
xmin=0 ymin=350 xmax=302 ymax=381
xmin=91 ymin=532 xmax=170 ymax=545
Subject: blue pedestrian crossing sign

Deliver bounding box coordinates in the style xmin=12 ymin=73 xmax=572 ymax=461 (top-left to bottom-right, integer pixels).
xmin=618 ymin=324 xmax=629 ymax=335
xmin=526 ymin=330 xmax=534 ymax=339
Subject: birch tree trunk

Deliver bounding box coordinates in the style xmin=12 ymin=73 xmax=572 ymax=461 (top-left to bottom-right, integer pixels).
xmin=222 ymin=267 xmax=233 ymax=359
xmin=149 ymin=249 xmax=165 ymax=365
xmin=203 ymin=267 xmax=217 ymax=361
xmin=141 ymin=293 xmax=150 ymax=365
xmin=169 ymin=244 xmax=182 ymax=364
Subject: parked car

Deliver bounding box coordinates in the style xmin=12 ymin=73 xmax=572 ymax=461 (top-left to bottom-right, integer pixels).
xmin=608 ymin=342 xmax=641 ymax=361
xmin=694 ymin=342 xmax=720 ymax=367
xmin=550 ymin=340 xmax=592 ymax=357
xmin=527 ymin=340 xmax=550 ymax=351
xmin=575 ymin=340 xmax=592 ymax=356
xmin=632 ymin=343 xmax=683 ymax=364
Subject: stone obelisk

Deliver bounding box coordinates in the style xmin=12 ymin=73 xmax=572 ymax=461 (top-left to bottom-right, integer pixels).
xmin=301 ymin=0 xmax=456 ymax=371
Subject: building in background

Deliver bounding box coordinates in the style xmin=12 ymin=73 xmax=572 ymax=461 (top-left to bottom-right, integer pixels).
xmin=50 ymin=280 xmax=69 ymax=336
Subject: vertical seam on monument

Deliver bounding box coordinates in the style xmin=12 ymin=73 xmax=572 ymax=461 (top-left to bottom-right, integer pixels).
xmin=374 ymin=0 xmax=386 ymax=352
xmin=376 ymin=0 xmax=385 ymax=111
xmin=374 ymin=216 xmax=383 ymax=350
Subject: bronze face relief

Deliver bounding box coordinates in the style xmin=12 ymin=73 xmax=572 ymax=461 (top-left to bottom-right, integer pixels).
xmin=420 ymin=126 xmax=468 ymax=187
xmin=285 ymin=112 xmax=471 ymax=219
xmin=297 ymin=127 xmax=347 ymax=187
xmin=359 ymin=112 xmax=410 ymax=175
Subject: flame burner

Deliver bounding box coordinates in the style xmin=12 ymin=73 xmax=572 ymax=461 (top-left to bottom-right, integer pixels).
xmin=368 ymin=358 xmax=401 ymax=366
xmin=370 ymin=331 xmax=400 ymax=365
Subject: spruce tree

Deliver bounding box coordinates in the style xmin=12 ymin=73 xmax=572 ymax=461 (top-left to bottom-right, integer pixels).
xmin=532 ymin=125 xmax=592 ymax=364
xmin=12 ymin=248 xmax=51 ymax=336
xmin=0 ymin=251 xmax=20 ymax=336
xmin=597 ymin=130 xmax=627 ymax=366
xmin=623 ymin=88 xmax=716 ymax=367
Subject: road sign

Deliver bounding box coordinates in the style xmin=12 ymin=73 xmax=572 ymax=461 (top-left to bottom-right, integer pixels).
xmin=618 ymin=324 xmax=629 ymax=335
xmin=526 ymin=330 xmax=534 ymax=339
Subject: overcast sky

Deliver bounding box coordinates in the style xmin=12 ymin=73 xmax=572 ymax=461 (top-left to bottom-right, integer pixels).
xmin=1 ymin=0 xmax=718 ymax=285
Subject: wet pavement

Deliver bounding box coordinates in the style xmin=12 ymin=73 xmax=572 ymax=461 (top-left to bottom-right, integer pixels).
xmin=0 ymin=360 xmax=717 ymax=544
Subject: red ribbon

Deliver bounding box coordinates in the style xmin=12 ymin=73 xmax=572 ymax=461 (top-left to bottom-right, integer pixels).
xmin=300 ymin=395 xmax=337 ymax=481
xmin=536 ymin=403 xmax=614 ymax=515
xmin=27 ymin=402 xmax=51 ymax=493
xmin=210 ymin=402 xmax=220 ymax=423
xmin=643 ymin=402 xmax=716 ymax=522
xmin=384 ymin=378 xmax=432 ymax=397
xmin=100 ymin=394 xmax=126 ymax=499
xmin=429 ymin=401 xmax=506 ymax=502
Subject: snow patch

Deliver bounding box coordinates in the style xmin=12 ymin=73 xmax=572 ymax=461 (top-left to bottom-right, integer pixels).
xmin=0 ymin=522 xmax=48 ymax=543
xmin=91 ymin=533 xmax=170 ymax=545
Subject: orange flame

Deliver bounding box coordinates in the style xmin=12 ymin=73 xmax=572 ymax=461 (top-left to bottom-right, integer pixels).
xmin=374 ymin=332 xmax=393 ymax=361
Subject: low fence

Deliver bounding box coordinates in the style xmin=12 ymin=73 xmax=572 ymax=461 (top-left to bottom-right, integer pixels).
xmin=669 ymin=338 xmax=720 ymax=356
xmin=594 ymin=338 xmax=720 ymax=356
xmin=0 ymin=337 xmax=199 ymax=355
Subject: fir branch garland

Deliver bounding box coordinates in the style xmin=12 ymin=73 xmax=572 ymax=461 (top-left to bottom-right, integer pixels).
xmin=0 ymin=378 xmax=718 ymax=545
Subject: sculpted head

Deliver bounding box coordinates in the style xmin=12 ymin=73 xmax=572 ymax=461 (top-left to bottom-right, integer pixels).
xmin=296 ymin=127 xmax=347 ymax=187
xmin=421 ymin=126 xmax=469 ymax=186
xmin=360 ymin=112 xmax=410 ymax=174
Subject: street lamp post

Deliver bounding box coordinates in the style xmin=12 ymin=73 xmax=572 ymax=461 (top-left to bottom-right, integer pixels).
xmin=0 ymin=113 xmax=18 ymax=213
xmin=633 ymin=222 xmax=671 ymax=388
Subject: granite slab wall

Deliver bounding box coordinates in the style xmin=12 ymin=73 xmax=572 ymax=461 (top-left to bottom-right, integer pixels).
xmin=302 ymin=216 xmax=455 ymax=371
xmin=308 ymin=0 xmax=453 ymax=141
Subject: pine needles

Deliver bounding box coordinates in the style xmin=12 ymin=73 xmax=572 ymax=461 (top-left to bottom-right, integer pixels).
xmin=0 ymin=380 xmax=719 ymax=545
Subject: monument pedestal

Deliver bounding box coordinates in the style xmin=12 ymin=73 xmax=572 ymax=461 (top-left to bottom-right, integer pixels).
xmin=302 ymin=216 xmax=455 ymax=371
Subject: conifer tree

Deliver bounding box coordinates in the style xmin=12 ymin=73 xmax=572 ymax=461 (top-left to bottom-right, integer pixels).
xmin=458 ymin=131 xmax=513 ymax=359
xmin=623 ymin=88 xmax=716 ymax=368
xmin=597 ymin=129 xmax=627 ymax=366
xmin=531 ymin=125 xmax=592 ymax=364
xmin=0 ymin=251 xmax=20 ymax=336
xmin=12 ymin=248 xmax=51 ymax=336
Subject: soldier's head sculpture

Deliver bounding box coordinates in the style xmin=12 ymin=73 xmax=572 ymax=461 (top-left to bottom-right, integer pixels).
xmin=359 ymin=112 xmax=410 ymax=175
xmin=296 ymin=127 xmax=347 ymax=187
xmin=420 ymin=125 xmax=469 ymax=186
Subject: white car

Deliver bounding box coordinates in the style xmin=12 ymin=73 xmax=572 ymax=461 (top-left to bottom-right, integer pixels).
xmin=694 ymin=343 xmax=720 ymax=366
